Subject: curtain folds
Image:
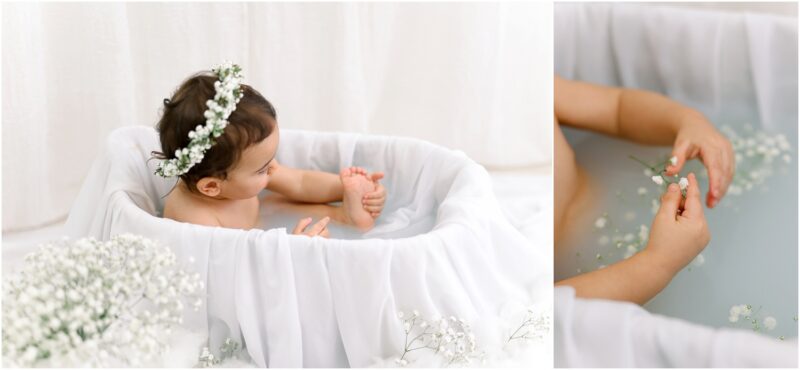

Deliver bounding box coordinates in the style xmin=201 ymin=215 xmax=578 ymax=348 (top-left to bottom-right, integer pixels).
xmin=3 ymin=2 xmax=553 ymax=231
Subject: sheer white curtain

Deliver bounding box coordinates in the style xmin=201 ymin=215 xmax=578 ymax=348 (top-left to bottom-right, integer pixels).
xmin=2 ymin=2 xmax=553 ymax=232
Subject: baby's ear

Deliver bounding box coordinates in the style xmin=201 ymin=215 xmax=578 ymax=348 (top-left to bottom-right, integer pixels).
xmin=197 ymin=177 xmax=222 ymax=197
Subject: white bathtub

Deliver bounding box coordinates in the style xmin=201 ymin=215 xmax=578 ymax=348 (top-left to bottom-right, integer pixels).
xmin=554 ymin=3 xmax=798 ymax=366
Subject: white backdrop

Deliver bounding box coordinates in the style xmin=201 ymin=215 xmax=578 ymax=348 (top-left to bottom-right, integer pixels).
xmin=2 ymin=2 xmax=553 ymax=232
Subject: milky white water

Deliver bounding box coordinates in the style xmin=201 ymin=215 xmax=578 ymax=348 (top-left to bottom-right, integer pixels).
xmin=556 ymin=108 xmax=798 ymax=339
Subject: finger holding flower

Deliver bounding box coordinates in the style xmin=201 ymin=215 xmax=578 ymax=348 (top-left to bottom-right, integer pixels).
xmin=664 ymin=112 xmax=735 ymax=208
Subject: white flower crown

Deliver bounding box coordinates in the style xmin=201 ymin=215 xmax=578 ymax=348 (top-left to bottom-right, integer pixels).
xmin=155 ymin=61 xmax=244 ymax=178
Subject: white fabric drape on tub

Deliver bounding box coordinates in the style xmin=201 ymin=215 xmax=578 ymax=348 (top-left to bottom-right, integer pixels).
xmin=554 ymin=3 xmax=798 ymax=131
xmin=2 ymin=2 xmax=553 ymax=231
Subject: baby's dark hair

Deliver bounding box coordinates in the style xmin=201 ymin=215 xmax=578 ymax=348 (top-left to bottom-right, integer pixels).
xmin=152 ymin=71 xmax=277 ymax=194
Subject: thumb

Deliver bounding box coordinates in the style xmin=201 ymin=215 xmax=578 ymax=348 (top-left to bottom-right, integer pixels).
xmin=681 ymin=173 xmax=704 ymax=219
xmin=657 ymin=183 xmax=682 ymax=221
xmin=666 ymin=141 xmax=691 ymax=176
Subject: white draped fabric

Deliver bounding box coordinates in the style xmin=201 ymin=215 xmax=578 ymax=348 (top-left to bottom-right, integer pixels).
xmin=62 ymin=126 xmax=550 ymax=366
xmin=2 ymin=2 xmax=553 ymax=231
xmin=555 ymin=3 xmax=797 ymax=130
xmin=555 ymin=287 xmax=797 ymax=367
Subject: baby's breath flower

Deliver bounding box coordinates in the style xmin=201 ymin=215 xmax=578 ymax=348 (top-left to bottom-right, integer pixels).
xmin=2 ymin=234 xmax=204 ymax=367
xmin=691 ymin=253 xmax=705 ymax=267
xmin=594 ymin=217 xmax=607 ymax=229
xmin=155 ymin=62 xmax=244 ymax=178
xmin=651 ymin=175 xmax=664 ymax=185
xmin=720 ymin=125 xmax=793 ymax=197
xmin=679 ymin=177 xmax=689 ymax=191
xmin=764 ymin=316 xmax=777 ymax=330
xmin=638 ymin=225 xmax=649 ymax=243
xmin=623 ymin=245 xmax=638 ymax=259
xmin=394 ymin=309 xmax=483 ymax=366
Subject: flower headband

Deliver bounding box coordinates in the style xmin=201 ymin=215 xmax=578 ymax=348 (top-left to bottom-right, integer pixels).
xmin=155 ymin=61 xmax=244 ymax=178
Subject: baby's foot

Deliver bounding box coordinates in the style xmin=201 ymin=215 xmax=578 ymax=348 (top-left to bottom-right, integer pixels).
xmin=340 ymin=167 xmax=376 ymax=231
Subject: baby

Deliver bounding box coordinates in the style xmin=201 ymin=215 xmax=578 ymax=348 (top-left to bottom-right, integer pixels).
xmin=554 ymin=76 xmax=734 ymax=305
xmin=152 ymin=63 xmax=386 ymax=236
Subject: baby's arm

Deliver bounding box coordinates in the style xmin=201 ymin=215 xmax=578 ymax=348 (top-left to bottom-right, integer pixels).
xmin=556 ymin=248 xmax=673 ymax=305
xmin=266 ymin=161 xmax=387 ymax=215
xmin=555 ymin=76 xmax=733 ymax=207
xmin=556 ymin=173 xmax=709 ymax=305
xmin=555 ymin=75 xmax=694 ymax=144
xmin=266 ymin=160 xmax=344 ymax=203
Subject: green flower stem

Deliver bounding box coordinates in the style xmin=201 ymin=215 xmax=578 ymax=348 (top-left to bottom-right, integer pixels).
xmin=628 ymin=155 xmax=660 ymax=172
xmin=629 ymin=155 xmax=687 ymax=198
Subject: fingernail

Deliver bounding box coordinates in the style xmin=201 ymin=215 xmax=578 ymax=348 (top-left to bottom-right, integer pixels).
xmin=668 ymin=184 xmax=678 ymax=192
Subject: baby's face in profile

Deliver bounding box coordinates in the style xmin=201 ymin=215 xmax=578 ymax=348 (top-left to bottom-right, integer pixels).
xmin=217 ymin=127 xmax=280 ymax=200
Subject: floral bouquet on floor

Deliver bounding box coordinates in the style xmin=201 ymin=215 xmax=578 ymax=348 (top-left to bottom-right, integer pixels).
xmin=2 ymin=234 xmax=204 ymax=367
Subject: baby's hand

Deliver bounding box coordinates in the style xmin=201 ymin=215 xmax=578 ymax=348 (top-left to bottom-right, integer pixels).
xmin=363 ymin=172 xmax=386 ymax=219
xmin=665 ymin=113 xmax=734 ymax=208
xmin=292 ymin=217 xmax=331 ymax=238
xmin=644 ymin=173 xmax=710 ymax=276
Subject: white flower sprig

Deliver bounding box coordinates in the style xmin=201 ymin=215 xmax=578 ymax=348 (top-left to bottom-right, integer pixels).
xmin=196 ymin=337 xmax=242 ymax=368
xmin=728 ymin=304 xmax=754 ymax=324
xmin=155 ymin=61 xmax=244 ymax=178
xmin=506 ymin=308 xmax=550 ymax=344
xmin=720 ymin=124 xmax=792 ymax=196
xmin=727 ymin=305 xmax=799 ymax=341
xmin=394 ymin=310 xmax=484 ymax=367
xmin=630 ymin=155 xmax=687 ymax=197
xmin=2 ymin=234 xmax=204 ymax=367
xmin=728 ymin=304 xmax=781 ymax=331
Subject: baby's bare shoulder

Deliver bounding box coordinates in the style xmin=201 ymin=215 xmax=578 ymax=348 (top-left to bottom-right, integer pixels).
xmin=163 ymin=192 xmax=222 ymax=228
